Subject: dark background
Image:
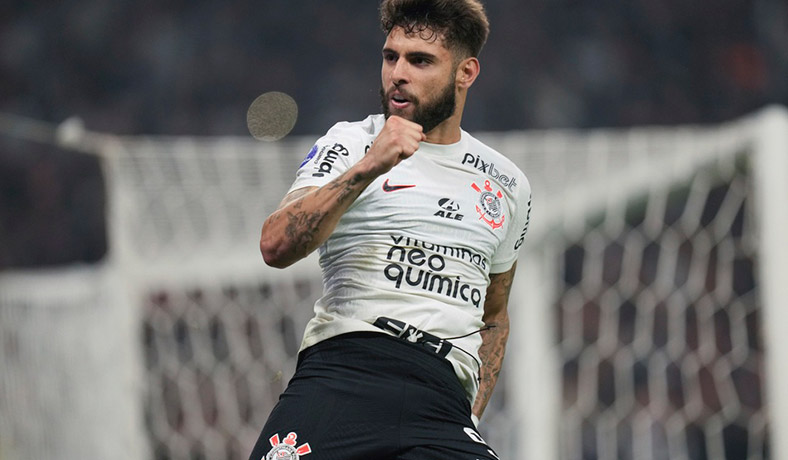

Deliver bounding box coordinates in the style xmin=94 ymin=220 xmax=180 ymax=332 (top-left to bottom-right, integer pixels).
xmin=1 ymin=0 xmax=786 ymax=268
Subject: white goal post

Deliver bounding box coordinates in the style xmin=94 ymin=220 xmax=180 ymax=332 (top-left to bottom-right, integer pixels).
xmin=0 ymin=106 xmax=786 ymax=460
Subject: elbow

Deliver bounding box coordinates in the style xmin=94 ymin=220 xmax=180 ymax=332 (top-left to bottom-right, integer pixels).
xmin=260 ymin=233 xmax=294 ymax=268
xmin=259 ymin=235 xmax=293 ymax=269
xmin=259 ymin=217 xmax=294 ymax=268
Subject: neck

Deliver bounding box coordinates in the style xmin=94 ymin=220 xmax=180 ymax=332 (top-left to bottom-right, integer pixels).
xmin=424 ymin=92 xmax=467 ymax=144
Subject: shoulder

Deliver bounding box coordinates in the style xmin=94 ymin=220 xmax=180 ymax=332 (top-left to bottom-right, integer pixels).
xmin=464 ymin=131 xmax=531 ymax=199
xmin=306 ymin=114 xmax=385 ymax=160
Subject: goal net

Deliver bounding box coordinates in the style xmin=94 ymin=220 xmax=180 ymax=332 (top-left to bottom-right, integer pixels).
xmin=0 ymin=106 xmax=786 ymax=460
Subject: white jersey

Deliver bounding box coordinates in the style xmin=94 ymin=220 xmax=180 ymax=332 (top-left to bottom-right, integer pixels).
xmin=288 ymin=114 xmax=532 ymax=402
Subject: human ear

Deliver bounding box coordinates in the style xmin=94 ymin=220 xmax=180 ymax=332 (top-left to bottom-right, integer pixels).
xmin=456 ymin=57 xmax=480 ymax=89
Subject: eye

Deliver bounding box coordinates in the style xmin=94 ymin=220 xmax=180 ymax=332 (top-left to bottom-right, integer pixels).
xmin=383 ymin=52 xmax=397 ymax=63
xmin=410 ymin=55 xmax=432 ymax=66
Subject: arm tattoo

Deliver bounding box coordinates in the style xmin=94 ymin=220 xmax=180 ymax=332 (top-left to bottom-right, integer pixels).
xmin=274 ymin=171 xmax=369 ymax=256
xmin=284 ymin=209 xmax=326 ymax=258
xmin=326 ymin=171 xmax=367 ymax=204
xmin=474 ymin=317 xmax=509 ymax=417
xmin=487 ymin=265 xmax=515 ymax=301
xmin=473 ymin=264 xmax=516 ymax=418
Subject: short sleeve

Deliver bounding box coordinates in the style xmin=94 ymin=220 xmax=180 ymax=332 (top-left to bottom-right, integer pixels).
xmin=489 ymin=172 xmax=532 ymax=274
xmin=288 ymin=122 xmax=366 ymax=193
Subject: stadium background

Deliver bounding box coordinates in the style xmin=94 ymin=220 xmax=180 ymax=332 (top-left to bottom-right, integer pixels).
xmin=1 ymin=1 xmax=787 ymax=460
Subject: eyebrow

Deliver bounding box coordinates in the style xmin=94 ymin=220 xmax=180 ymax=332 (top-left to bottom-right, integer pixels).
xmin=382 ymin=48 xmax=439 ymax=61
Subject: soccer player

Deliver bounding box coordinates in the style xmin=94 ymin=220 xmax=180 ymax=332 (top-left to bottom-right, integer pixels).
xmin=250 ymin=1 xmax=531 ymax=459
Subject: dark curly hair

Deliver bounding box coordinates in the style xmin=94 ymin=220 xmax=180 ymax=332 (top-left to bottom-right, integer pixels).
xmin=379 ymin=0 xmax=490 ymax=58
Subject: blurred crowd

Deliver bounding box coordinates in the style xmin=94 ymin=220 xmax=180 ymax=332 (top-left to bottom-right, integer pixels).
xmin=1 ymin=0 xmax=787 ymax=268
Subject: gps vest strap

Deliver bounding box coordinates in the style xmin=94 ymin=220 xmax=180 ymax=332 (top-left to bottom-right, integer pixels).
xmin=371 ymin=316 xmax=453 ymax=359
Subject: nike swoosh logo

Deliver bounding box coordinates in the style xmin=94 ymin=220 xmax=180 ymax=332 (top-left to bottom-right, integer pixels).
xmin=382 ymin=179 xmax=416 ymax=192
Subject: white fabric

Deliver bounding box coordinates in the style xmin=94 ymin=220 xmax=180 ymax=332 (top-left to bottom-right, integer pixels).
xmin=289 ymin=114 xmax=532 ymax=402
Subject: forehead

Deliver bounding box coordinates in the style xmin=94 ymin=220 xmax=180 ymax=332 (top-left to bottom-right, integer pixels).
xmin=383 ymin=26 xmax=452 ymax=58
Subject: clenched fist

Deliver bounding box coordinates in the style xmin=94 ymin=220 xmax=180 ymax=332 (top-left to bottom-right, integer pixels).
xmin=356 ymin=116 xmax=426 ymax=178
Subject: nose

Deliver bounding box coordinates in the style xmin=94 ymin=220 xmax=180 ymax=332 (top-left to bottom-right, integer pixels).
xmin=388 ymin=57 xmax=408 ymax=86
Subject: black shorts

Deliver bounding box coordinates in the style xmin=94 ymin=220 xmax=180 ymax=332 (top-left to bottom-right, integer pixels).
xmin=248 ymin=332 xmax=499 ymax=460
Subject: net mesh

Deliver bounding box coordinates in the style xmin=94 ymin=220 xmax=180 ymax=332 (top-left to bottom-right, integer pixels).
xmin=554 ymin=153 xmax=768 ymax=459
xmin=142 ymin=279 xmax=319 ymax=460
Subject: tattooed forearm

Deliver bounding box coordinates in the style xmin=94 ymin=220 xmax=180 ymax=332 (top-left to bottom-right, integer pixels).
xmin=474 ymin=317 xmax=509 ymax=417
xmin=326 ymin=178 xmax=360 ymax=204
xmin=283 ymin=173 xmax=367 ymax=250
xmin=326 ymin=169 xmax=372 ymax=203
xmin=261 ymin=168 xmax=377 ymax=267
xmin=284 ymin=210 xmax=327 ymax=257
xmin=472 ymin=263 xmax=516 ymax=418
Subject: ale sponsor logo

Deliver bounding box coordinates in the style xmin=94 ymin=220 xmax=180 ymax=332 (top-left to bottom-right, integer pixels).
xmin=435 ymin=198 xmax=464 ymax=221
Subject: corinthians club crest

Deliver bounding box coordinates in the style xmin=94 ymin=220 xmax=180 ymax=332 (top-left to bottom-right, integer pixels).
xmin=471 ymin=180 xmax=505 ymax=229
xmin=265 ymin=432 xmax=312 ymax=460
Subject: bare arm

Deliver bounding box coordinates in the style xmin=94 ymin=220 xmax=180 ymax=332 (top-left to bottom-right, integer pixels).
xmin=259 ymin=170 xmax=373 ymax=268
xmin=260 ymin=116 xmax=425 ymax=268
xmin=472 ymin=262 xmax=516 ymax=419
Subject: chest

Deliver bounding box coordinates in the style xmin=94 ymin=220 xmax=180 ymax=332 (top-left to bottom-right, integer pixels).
xmin=345 ymin=154 xmax=513 ymax=256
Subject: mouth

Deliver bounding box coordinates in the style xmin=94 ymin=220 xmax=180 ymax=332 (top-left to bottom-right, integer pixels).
xmin=389 ymin=89 xmax=413 ymax=110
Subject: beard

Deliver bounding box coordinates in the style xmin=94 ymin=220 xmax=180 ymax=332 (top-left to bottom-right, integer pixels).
xmin=380 ymin=78 xmax=456 ymax=134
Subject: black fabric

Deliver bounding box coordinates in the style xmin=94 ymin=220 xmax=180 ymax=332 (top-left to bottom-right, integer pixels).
xmin=248 ymin=332 xmax=499 ymax=460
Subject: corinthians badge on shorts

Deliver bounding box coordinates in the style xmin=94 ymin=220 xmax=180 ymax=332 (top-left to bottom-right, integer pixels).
xmin=471 ymin=180 xmax=505 ymax=229
xmin=265 ymin=432 xmax=312 ymax=459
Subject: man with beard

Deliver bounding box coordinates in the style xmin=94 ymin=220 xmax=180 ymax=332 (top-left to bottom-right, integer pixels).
xmin=251 ymin=1 xmax=531 ymax=459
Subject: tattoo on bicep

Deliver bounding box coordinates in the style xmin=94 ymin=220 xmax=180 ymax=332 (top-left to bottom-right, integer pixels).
xmin=488 ymin=264 xmax=516 ymax=303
